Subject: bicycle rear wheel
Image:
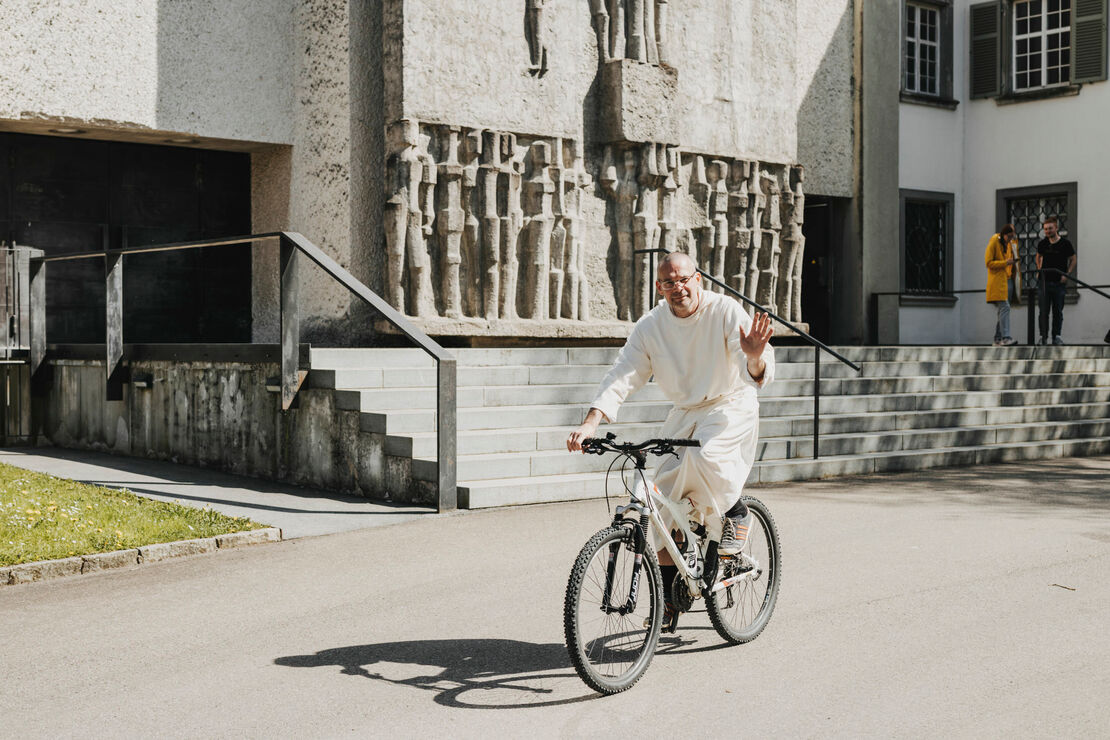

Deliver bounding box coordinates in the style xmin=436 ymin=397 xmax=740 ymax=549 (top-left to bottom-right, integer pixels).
xmin=564 ymin=525 xmax=663 ymax=694
xmin=707 ymin=495 xmax=781 ymax=644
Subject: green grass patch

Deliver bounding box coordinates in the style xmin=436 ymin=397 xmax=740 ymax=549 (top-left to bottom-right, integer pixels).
xmin=0 ymin=463 xmax=269 ymax=566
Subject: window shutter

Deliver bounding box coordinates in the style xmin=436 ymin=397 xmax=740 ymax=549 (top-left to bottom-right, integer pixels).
xmin=1073 ymin=0 xmax=1108 ymax=83
xmin=969 ymin=1 xmax=1001 ymax=98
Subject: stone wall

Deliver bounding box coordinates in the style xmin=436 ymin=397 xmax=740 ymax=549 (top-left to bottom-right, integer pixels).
xmin=36 ymin=359 xmax=430 ymax=504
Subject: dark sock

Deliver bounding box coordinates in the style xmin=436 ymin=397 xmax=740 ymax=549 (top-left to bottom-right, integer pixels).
xmin=659 ymin=564 xmax=678 ymax=603
xmin=725 ymin=498 xmax=749 ymax=520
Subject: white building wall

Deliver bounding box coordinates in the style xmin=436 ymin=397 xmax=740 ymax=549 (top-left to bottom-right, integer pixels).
xmin=900 ymin=0 xmax=1110 ymax=345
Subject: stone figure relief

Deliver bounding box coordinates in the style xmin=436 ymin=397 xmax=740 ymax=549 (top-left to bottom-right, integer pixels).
xmin=657 ymin=145 xmax=679 ymax=256
xmin=525 ymin=0 xmax=548 ymax=75
xmin=755 ymin=169 xmax=782 ymax=309
xmin=726 ymin=160 xmax=752 ymax=296
xmin=460 ymin=130 xmax=483 ymax=318
xmin=589 ymin=0 xmax=611 ymax=62
xmin=632 ymin=143 xmax=663 ymax=318
xmin=435 ymin=126 xmax=465 ymax=319
xmin=551 ymin=138 xmax=591 ymax=320
xmin=478 ymin=130 xmax=503 ymax=320
xmin=601 ymin=145 xmax=640 ymax=321
xmin=707 ymin=159 xmax=730 ymax=291
xmin=500 ymin=134 xmax=525 ymax=320
xmin=522 ymin=141 xmax=556 ymax=319
xmin=383 ymin=118 xmax=437 ymax=318
xmin=745 ymin=165 xmax=765 ymax=303
xmin=591 ymin=0 xmax=669 ymax=64
xmin=783 ymin=165 xmax=806 ymax=322
xmin=382 ymin=120 xmax=804 ymax=328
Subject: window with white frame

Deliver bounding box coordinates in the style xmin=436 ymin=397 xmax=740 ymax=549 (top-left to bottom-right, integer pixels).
xmin=906 ymin=2 xmax=941 ymax=94
xmin=1014 ymin=0 xmax=1072 ymax=90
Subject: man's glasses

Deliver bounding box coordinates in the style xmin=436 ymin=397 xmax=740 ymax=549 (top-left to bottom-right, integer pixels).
xmin=658 ymin=273 xmax=697 ymax=291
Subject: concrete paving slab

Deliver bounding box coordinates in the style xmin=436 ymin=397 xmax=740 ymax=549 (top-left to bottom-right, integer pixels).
xmin=0 ymin=448 xmax=432 ymax=538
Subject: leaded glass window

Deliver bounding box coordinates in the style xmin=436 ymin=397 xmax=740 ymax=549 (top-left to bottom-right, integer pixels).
xmin=1006 ymin=192 xmax=1075 ymax=294
xmin=904 ymin=199 xmax=948 ymax=294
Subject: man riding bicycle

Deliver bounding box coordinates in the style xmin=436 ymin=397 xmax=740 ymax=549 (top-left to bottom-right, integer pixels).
xmin=566 ymin=251 xmax=774 ymax=628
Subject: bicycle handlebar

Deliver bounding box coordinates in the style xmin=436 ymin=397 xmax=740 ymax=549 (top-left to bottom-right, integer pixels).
xmin=581 ymin=435 xmax=701 ymax=456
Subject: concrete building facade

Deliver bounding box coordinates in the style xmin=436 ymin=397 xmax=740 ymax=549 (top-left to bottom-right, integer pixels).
xmin=1 ymin=0 xmax=888 ymax=347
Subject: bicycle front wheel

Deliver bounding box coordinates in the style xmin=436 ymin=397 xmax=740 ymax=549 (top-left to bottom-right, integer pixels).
xmin=707 ymin=495 xmax=781 ymax=644
xmin=564 ymin=525 xmax=663 ymax=694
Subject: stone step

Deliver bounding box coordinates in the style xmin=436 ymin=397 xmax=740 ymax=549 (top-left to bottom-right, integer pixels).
xmin=310 ymin=344 xmax=1110 ymax=373
xmin=412 ymin=417 xmax=1110 ymax=483
xmin=312 ymin=356 xmax=1110 ymax=392
xmin=457 ymin=436 xmax=1110 ymax=508
xmin=393 ymin=402 xmax=1110 ymax=458
xmin=336 ymin=373 xmax=1110 ymax=413
xmin=774 ymin=345 xmax=1110 ymax=363
xmin=356 ymin=383 xmax=1110 ymax=434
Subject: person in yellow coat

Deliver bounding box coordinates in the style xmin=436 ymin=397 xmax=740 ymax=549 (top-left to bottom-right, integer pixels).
xmin=985 ymin=224 xmax=1019 ymax=346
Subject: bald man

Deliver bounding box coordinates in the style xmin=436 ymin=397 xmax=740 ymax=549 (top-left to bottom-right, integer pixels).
xmin=567 ymin=252 xmax=774 ymax=627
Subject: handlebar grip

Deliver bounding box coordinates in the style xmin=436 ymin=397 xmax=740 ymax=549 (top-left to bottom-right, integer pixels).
xmin=662 ymin=438 xmax=701 ymax=447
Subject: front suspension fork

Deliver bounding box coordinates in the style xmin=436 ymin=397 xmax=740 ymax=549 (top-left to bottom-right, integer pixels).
xmin=601 ymin=513 xmax=650 ymax=615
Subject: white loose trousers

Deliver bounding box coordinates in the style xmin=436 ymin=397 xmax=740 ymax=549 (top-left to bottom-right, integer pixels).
xmin=652 ymin=393 xmax=760 ymax=545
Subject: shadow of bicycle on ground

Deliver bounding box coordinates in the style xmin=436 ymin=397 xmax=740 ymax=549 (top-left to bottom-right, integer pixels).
xmin=274 ymin=638 xmax=601 ymax=709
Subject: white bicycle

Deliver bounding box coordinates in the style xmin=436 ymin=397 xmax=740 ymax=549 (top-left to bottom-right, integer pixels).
xmin=564 ymin=434 xmax=781 ymax=694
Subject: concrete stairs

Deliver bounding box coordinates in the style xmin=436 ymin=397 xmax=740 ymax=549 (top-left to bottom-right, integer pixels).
xmin=308 ymin=345 xmax=1110 ymax=509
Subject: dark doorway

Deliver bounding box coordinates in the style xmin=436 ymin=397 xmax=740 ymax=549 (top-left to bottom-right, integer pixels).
xmin=801 ymin=197 xmax=834 ymax=342
xmin=0 ymin=132 xmax=251 ymax=343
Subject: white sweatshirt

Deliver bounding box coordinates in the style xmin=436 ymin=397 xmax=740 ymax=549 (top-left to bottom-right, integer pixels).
xmin=590 ymin=291 xmax=775 ymax=422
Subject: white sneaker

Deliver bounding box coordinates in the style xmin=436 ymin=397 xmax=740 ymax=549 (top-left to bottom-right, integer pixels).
xmin=720 ymin=512 xmax=753 ymax=555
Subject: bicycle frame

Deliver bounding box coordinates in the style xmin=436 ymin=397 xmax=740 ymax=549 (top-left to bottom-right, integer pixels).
xmin=613 ymin=470 xmax=761 ymax=602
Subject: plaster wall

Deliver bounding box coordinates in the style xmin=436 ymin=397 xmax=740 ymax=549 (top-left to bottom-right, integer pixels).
xmin=0 ymin=0 xmax=294 ymax=144
xmin=795 ymin=0 xmax=855 ymax=198
xmin=898 ymin=0 xmax=1110 ymax=345
xmin=899 ymin=100 xmax=965 ymax=344
xmin=961 ymin=81 xmax=1110 ymax=345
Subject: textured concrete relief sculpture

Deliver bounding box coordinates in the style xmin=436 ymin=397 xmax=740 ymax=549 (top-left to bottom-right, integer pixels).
xmin=525 ymin=0 xmax=548 ymax=75
xmin=385 ymin=121 xmax=592 ymax=323
xmin=384 ymin=121 xmax=806 ymax=328
xmin=383 ymin=119 xmax=437 ymax=318
xmin=592 ymin=0 xmax=670 ymax=64
xmin=597 ymin=146 xmax=805 ymax=324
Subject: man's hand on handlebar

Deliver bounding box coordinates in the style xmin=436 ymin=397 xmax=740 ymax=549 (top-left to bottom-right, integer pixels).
xmin=567 ymin=408 xmax=605 ymax=453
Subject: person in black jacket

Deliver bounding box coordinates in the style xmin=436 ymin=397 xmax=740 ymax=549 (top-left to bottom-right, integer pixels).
xmin=1035 ymin=216 xmax=1076 ymax=345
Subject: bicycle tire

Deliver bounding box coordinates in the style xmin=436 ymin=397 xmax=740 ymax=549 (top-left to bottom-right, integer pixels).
xmin=564 ymin=525 xmax=663 ymax=694
xmin=706 ymin=495 xmax=781 ymax=644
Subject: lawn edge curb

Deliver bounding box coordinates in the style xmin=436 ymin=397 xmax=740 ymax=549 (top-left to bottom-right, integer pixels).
xmin=0 ymin=527 xmax=283 ymax=587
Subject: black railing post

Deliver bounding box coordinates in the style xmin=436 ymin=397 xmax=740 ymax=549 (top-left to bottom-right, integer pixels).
xmin=813 ymin=343 xmax=820 ymax=460
xmin=105 ymin=252 xmax=125 ymax=400
xmin=437 ymin=356 xmax=458 ymax=511
xmin=28 ymin=253 xmax=45 ymax=380
xmin=279 ymin=235 xmax=302 ymax=411
xmin=1026 ymin=271 xmax=1037 ymax=345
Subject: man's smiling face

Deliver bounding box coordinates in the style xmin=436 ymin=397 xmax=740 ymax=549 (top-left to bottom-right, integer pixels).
xmin=656 ymin=253 xmax=702 ymax=318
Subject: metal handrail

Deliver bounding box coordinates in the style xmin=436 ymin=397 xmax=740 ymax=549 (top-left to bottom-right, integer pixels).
xmin=26 ymin=231 xmax=458 ymax=512
xmin=637 ymin=248 xmax=861 ymax=460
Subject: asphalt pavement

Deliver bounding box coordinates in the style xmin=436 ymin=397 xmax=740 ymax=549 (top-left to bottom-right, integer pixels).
xmin=3 ymin=454 xmax=1110 ymax=737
